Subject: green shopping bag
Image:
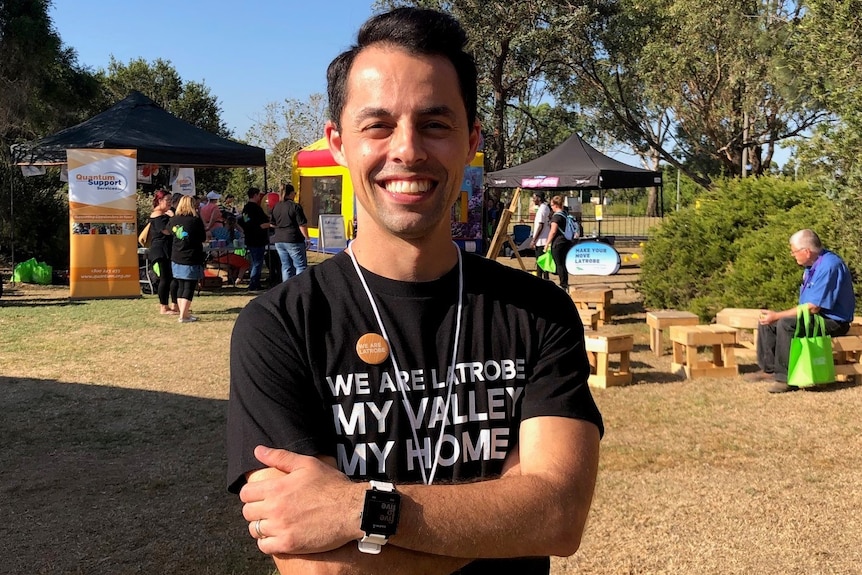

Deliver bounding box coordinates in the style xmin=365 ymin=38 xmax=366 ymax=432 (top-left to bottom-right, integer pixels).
xmin=32 ymin=261 xmax=53 ymax=285
xmin=12 ymin=258 xmax=36 ymax=283
xmin=536 ymin=250 xmax=556 ymax=274
xmin=787 ymin=305 xmax=835 ymax=388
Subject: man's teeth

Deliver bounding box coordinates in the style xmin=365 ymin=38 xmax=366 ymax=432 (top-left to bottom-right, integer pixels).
xmin=385 ymin=180 xmax=431 ymax=194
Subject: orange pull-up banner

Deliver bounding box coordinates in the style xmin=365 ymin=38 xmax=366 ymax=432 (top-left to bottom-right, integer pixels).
xmin=67 ymin=149 xmax=140 ymax=299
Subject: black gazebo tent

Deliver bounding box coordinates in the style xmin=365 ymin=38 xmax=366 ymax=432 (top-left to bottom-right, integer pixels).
xmin=484 ymin=133 xmax=663 ymax=238
xmin=11 ymin=90 xmax=266 ymax=167
xmin=6 ymin=91 xmax=267 ymax=287
xmin=484 ymin=133 xmax=661 ymax=191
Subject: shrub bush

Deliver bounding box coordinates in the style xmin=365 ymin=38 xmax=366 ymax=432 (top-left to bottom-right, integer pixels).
xmin=638 ymin=176 xmax=852 ymax=320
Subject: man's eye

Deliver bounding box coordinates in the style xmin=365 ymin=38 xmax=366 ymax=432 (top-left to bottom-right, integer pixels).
xmin=362 ymin=124 xmax=393 ymax=136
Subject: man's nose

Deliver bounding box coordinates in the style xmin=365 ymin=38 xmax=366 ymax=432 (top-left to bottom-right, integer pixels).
xmin=389 ymin=125 xmax=427 ymax=165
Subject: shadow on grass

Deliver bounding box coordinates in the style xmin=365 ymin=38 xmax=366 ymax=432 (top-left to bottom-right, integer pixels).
xmin=0 ymin=376 xmax=273 ymax=575
xmin=199 ymin=307 xmax=250 ymax=316
xmin=631 ymin=370 xmax=686 ymax=385
xmin=798 ymin=379 xmax=861 ymax=393
xmin=608 ymin=301 xmax=647 ymax=325
xmin=0 ymin=296 xmax=85 ymax=307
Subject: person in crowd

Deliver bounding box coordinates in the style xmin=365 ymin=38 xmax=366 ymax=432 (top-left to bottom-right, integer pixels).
xmin=238 ymin=187 xmax=273 ymax=292
xmin=167 ymin=195 xmax=206 ymax=323
xmin=484 ymin=196 xmax=499 ymax=240
xmin=211 ymin=215 xmax=244 ymax=245
xmin=210 ymin=216 xmax=250 ymax=286
xmin=227 ymin=8 xmax=602 ymax=575
xmin=746 ymin=229 xmax=855 ymax=393
xmin=201 ymin=190 xmax=224 ymax=236
xmin=270 ymin=183 xmax=310 ymax=281
xmin=222 ymin=194 xmax=239 ymax=218
xmin=529 ymin=191 xmax=551 ymax=280
xmin=546 ymin=195 xmax=573 ymax=291
xmin=147 ymin=189 xmax=179 ymax=315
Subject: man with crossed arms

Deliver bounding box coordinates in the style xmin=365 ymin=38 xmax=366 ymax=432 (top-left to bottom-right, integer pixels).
xmin=227 ymin=7 xmax=603 ymax=574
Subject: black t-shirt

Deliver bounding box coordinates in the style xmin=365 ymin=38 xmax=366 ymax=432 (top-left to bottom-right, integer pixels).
xmin=167 ymin=214 xmax=205 ymax=266
xmin=147 ymin=213 xmax=172 ymax=261
xmin=240 ymin=201 xmax=270 ymax=247
xmin=227 ymin=251 xmax=603 ymax=574
xmin=270 ymin=200 xmax=308 ymax=244
xmin=550 ymin=212 xmax=570 ymax=246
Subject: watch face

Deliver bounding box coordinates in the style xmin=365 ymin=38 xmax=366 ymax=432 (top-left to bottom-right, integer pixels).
xmin=360 ymin=490 xmax=401 ymax=537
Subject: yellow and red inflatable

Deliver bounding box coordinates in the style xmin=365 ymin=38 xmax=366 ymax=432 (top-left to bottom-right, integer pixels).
xmin=292 ymin=138 xmax=485 ymax=253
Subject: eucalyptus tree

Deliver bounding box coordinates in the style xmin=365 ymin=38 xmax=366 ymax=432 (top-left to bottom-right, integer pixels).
xmin=549 ymin=0 xmax=824 ymax=190
xmin=786 ymin=0 xmax=862 ymax=189
xmin=245 ymin=93 xmax=328 ymax=187
xmin=785 ymin=0 xmax=862 ymax=265
xmin=373 ymin=0 xmax=583 ymax=171
xmin=1 ymin=0 xmax=102 ymax=265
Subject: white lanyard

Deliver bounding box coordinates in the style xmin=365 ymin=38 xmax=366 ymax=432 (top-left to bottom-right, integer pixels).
xmin=346 ymin=243 xmax=464 ymax=485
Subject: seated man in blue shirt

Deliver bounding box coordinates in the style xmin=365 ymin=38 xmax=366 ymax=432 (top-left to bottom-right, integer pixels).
xmin=747 ymin=229 xmax=855 ymax=393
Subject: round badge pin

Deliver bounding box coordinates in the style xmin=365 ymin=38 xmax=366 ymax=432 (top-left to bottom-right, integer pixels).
xmin=356 ymin=333 xmax=390 ymax=365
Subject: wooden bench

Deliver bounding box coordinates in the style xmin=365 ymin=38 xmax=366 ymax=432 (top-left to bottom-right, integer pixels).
xmin=646 ymin=310 xmax=699 ymax=356
xmin=584 ymin=334 xmax=633 ymax=388
xmin=570 ymin=286 xmax=613 ymax=326
xmin=715 ymin=308 xmax=762 ymax=351
xmin=579 ymin=309 xmax=600 ymax=332
xmin=670 ymin=325 xmax=738 ymax=379
xmin=832 ymin=333 xmax=862 ymax=383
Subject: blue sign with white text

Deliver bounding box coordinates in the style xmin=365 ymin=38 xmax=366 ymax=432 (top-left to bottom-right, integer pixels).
xmin=565 ymin=241 xmax=621 ymax=276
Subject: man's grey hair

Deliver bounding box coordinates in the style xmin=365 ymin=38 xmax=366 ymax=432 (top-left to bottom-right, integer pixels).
xmin=790 ymin=229 xmax=823 ymax=253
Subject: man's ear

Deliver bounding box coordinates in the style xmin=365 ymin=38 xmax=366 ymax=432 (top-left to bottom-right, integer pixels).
xmin=465 ymin=120 xmax=481 ymax=165
xmin=325 ymin=120 xmax=348 ymax=168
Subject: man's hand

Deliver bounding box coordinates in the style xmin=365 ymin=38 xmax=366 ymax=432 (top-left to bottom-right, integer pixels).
xmin=760 ymin=303 xmax=819 ymax=325
xmin=759 ymin=309 xmax=777 ymax=324
xmin=240 ymin=446 xmax=364 ymax=555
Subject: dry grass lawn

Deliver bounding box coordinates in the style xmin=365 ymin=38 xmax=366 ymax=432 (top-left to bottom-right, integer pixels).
xmin=2 ymin=253 xmax=860 ymax=575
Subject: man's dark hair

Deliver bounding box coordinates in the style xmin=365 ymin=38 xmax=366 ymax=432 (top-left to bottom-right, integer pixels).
xmin=247 ymin=187 xmax=261 ymax=199
xmin=326 ymin=7 xmax=478 ymax=130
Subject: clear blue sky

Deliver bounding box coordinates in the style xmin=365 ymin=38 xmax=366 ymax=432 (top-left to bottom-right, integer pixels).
xmin=49 ymin=0 xmax=376 ymax=140
xmin=49 ymin=1 xmax=789 ymax=169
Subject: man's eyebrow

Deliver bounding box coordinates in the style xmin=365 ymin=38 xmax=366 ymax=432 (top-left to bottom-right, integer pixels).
xmin=418 ymin=105 xmax=458 ymax=119
xmin=355 ymin=107 xmax=391 ymax=122
xmin=353 ymin=106 xmax=459 ymax=121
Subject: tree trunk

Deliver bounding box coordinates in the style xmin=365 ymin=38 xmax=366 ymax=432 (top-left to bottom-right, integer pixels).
xmin=490 ymin=39 xmax=510 ymax=171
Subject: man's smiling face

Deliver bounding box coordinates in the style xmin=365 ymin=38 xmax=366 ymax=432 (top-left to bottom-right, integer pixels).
xmin=326 ymin=45 xmax=479 ymax=242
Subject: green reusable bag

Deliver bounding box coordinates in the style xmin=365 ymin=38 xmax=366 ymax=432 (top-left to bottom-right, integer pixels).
xmin=12 ymin=258 xmax=36 ymax=283
xmin=787 ymin=305 xmax=835 ymax=388
xmin=536 ymin=250 xmax=556 ymax=274
xmin=32 ymin=262 xmax=53 ymax=285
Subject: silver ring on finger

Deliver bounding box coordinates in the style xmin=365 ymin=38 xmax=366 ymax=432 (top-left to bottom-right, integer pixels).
xmin=254 ymin=518 xmax=265 ymax=539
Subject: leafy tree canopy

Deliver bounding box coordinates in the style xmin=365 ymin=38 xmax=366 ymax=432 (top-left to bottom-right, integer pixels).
xmin=98 ymin=56 xmax=229 ymax=138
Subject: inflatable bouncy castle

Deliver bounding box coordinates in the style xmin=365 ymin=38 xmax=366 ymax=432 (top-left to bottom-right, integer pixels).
xmin=293 ymin=138 xmax=485 ymax=253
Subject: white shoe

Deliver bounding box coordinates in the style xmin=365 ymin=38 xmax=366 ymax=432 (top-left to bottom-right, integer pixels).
xmin=178 ymin=316 xmax=198 ymax=323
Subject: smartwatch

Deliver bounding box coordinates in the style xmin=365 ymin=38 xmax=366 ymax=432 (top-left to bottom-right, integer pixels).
xmin=358 ymin=480 xmax=401 ymax=554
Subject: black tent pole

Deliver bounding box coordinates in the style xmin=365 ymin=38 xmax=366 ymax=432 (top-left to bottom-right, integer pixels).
xmin=598 ymin=189 xmax=603 ymax=238
xmin=8 ymin=171 xmax=14 ymax=286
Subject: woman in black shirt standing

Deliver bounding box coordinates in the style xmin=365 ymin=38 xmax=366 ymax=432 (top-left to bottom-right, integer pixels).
xmin=148 ymin=189 xmax=179 ymax=315
xmin=168 ymin=195 xmax=206 ymax=323
xmin=546 ymin=195 xmax=573 ymax=292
